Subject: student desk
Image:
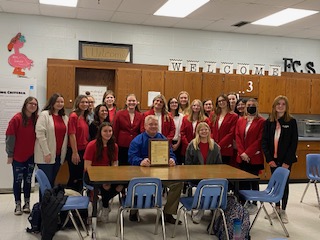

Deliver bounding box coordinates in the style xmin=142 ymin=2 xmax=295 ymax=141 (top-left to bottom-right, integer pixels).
xmin=87 ymin=164 xmax=259 ymax=239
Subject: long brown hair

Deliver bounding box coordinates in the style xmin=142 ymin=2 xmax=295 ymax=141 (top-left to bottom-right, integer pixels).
xmin=152 ymin=94 xmax=171 ymax=122
xmin=43 ymin=93 xmax=65 ymax=116
xmin=21 ymin=96 xmax=38 ymax=127
xmin=72 ymin=95 xmax=89 ymax=120
xmin=95 ymin=122 xmax=116 ymax=164
xmin=211 ymin=94 xmax=231 ymax=124
xmin=269 ymin=95 xmax=292 ymax=122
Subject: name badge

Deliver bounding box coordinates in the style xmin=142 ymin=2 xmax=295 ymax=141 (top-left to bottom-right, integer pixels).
xmin=282 ymin=125 xmax=289 ymax=128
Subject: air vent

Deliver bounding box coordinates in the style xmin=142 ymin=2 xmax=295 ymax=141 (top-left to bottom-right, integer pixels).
xmin=232 ymin=21 xmax=251 ymax=27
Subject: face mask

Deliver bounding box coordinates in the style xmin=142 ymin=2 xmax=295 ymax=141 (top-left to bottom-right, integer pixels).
xmin=247 ymin=106 xmax=257 ymax=115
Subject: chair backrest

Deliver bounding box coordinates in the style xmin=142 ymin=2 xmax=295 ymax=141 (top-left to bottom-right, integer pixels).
xmin=191 ymin=178 xmax=228 ymax=210
xmin=35 ymin=169 xmax=52 ymax=197
xmin=265 ymin=167 xmax=290 ymax=203
xmin=124 ymin=177 xmax=162 ymax=209
xmin=306 ymin=154 xmax=320 ymax=181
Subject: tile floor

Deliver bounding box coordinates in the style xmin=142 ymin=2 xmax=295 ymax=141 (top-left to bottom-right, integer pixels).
xmin=0 ymin=183 xmax=319 ymax=240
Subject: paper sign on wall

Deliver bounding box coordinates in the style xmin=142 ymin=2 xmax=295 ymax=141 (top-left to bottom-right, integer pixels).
xmin=148 ymin=91 xmax=161 ymax=107
xmin=78 ymin=85 xmax=107 ymax=107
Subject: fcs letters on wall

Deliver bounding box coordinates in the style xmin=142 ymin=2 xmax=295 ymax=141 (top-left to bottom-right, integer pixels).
xmin=168 ymin=59 xmax=282 ymax=76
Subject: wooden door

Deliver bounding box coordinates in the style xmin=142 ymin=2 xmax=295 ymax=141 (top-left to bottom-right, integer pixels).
xmin=310 ymin=79 xmax=320 ymax=114
xmin=47 ymin=65 xmax=75 ymax=109
xmin=141 ymin=70 xmax=164 ymax=110
xmin=285 ymin=78 xmax=310 ymax=114
xmin=259 ymin=76 xmax=286 ymax=113
xmin=183 ymin=72 xmax=202 ymax=102
xmin=202 ymin=73 xmax=224 ymax=102
xmin=164 ymin=71 xmax=185 ymax=100
xmin=223 ymin=74 xmax=242 ymax=95
xmin=115 ymin=68 xmax=142 ymax=109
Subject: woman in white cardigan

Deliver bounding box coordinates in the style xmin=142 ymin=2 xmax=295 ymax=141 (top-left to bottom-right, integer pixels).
xmin=34 ymin=93 xmax=68 ymax=187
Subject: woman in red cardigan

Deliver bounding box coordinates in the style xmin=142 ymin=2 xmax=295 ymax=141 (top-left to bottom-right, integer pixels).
xmin=210 ymin=94 xmax=238 ymax=164
xmin=235 ymin=98 xmax=265 ymax=214
xmin=180 ymin=99 xmax=210 ymax=158
xmin=113 ymin=94 xmax=143 ymax=166
xmin=142 ymin=94 xmax=175 ymax=142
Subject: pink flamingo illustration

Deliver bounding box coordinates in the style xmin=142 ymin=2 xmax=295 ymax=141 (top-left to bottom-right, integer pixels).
xmin=7 ymin=33 xmax=33 ymax=76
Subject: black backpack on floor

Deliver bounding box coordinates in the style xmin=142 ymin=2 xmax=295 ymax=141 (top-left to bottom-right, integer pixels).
xmin=26 ymin=202 xmax=42 ymax=233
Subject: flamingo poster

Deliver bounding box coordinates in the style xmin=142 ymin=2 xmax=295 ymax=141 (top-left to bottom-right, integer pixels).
xmin=7 ymin=32 xmax=33 ymax=76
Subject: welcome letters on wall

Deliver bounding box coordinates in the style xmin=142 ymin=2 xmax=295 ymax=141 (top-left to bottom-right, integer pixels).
xmin=168 ymin=59 xmax=282 ymax=76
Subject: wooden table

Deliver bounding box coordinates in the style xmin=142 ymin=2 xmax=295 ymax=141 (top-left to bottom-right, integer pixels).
xmin=87 ymin=164 xmax=258 ymax=239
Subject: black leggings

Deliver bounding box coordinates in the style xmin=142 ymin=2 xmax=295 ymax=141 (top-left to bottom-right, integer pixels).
xmin=270 ymin=165 xmax=291 ymax=210
xmin=66 ymin=147 xmax=85 ymax=192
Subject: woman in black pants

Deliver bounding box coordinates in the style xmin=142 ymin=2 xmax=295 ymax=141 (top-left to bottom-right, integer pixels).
xmin=262 ymin=95 xmax=298 ymax=224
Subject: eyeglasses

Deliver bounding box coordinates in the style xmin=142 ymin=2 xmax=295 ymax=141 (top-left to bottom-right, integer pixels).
xmin=28 ymin=103 xmax=38 ymax=106
xmin=170 ymin=101 xmax=178 ymax=104
xmin=218 ymin=99 xmax=226 ymax=103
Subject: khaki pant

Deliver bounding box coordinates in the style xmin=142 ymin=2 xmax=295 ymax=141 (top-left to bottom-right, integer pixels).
xmin=163 ymin=181 xmax=183 ymax=215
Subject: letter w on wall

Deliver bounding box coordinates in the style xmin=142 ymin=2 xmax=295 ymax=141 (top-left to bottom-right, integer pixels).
xmin=168 ymin=59 xmax=183 ymax=71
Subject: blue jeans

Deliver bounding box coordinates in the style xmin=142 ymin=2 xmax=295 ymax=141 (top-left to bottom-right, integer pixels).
xmin=12 ymin=156 xmax=35 ymax=203
xmin=37 ymin=155 xmax=61 ymax=187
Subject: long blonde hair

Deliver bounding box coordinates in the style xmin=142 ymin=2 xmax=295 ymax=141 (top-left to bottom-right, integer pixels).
xmin=192 ymin=122 xmax=214 ymax=151
xmin=187 ymin=99 xmax=207 ymax=122
xmin=177 ymin=91 xmax=190 ymax=114
xmin=269 ymin=95 xmax=292 ymax=122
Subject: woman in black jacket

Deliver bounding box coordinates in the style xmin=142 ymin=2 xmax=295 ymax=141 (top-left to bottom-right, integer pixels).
xmin=262 ymin=95 xmax=298 ymax=224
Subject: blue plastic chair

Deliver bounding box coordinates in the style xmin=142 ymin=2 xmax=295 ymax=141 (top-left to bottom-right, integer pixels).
xmin=115 ymin=177 xmax=165 ymax=240
xmin=35 ymin=169 xmax=90 ymax=240
xmin=239 ymin=167 xmax=290 ymax=237
xmin=300 ymin=154 xmax=320 ymax=209
xmin=172 ymin=179 xmax=229 ymax=240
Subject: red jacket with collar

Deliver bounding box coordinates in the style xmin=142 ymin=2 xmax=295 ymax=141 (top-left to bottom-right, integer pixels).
xmin=113 ymin=109 xmax=143 ymax=147
xmin=211 ymin=112 xmax=238 ymax=156
xmin=180 ymin=115 xmax=211 ymax=156
xmin=235 ymin=116 xmax=265 ymax=164
xmin=141 ymin=109 xmax=175 ymax=141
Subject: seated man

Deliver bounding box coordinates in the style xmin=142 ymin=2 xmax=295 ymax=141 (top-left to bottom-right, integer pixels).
xmin=128 ymin=115 xmax=183 ymax=224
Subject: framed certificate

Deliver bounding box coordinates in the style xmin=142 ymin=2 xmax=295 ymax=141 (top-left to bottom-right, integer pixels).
xmin=148 ymin=139 xmax=169 ymax=166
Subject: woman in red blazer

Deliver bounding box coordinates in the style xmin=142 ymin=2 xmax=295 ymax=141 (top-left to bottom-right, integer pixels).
xmin=180 ymin=99 xmax=210 ymax=159
xmin=142 ymin=94 xmax=175 ymax=142
xmin=211 ymin=94 xmax=238 ymax=164
xmin=113 ymin=94 xmax=143 ymax=166
xmin=235 ymin=98 xmax=265 ymax=214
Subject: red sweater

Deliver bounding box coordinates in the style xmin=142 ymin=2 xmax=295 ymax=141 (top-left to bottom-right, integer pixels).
xmin=6 ymin=113 xmax=36 ymax=162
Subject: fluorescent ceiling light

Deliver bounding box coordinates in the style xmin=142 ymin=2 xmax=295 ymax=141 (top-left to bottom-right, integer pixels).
xmin=39 ymin=0 xmax=78 ymax=8
xmin=154 ymin=0 xmax=210 ymax=18
xmin=252 ymin=8 xmax=318 ymax=26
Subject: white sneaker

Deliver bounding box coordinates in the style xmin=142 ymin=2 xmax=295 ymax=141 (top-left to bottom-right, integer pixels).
xmin=280 ymin=210 xmax=289 ymax=224
xmin=14 ymin=203 xmax=22 ymax=216
xmin=265 ymin=208 xmax=280 ymax=219
xmin=192 ymin=210 xmax=204 ymax=224
xmin=246 ymin=204 xmax=258 ymax=215
xmin=100 ymin=207 xmax=111 ymax=223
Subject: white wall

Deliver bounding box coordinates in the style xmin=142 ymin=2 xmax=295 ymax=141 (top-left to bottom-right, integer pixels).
xmin=1 ymin=12 xmax=320 ymax=107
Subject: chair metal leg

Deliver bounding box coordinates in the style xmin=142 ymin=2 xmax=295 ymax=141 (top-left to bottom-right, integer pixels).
xmin=183 ymin=210 xmax=190 ymax=240
xmin=68 ymin=211 xmax=84 ymax=240
xmin=160 ymin=210 xmax=166 ymax=240
xmin=120 ymin=210 xmax=125 ymax=240
xmin=263 ymin=204 xmax=273 ymax=226
xmin=219 ymin=209 xmax=229 ymax=240
xmin=155 ymin=208 xmax=160 ymax=235
xmin=172 ymin=206 xmax=183 ymax=238
xmin=75 ymin=209 xmax=89 ymax=236
xmin=208 ymin=209 xmax=218 ymax=235
xmin=115 ymin=207 xmax=122 ymax=237
xmin=271 ymin=205 xmax=289 ymax=237
xmin=300 ymin=180 xmax=312 ymax=203
xmin=313 ymin=181 xmax=320 ymax=210
xmin=249 ymin=202 xmax=264 ymax=231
